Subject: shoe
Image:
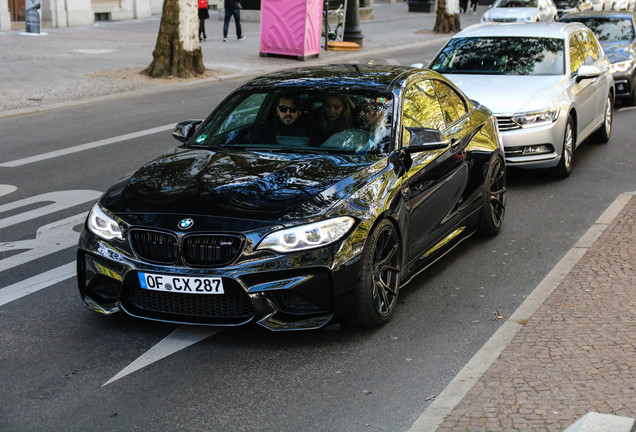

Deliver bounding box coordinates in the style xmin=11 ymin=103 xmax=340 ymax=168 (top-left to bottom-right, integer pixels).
xmin=238 ymin=35 xmax=245 ymax=41
xmin=203 ymin=36 xmax=207 ymax=40
xmin=223 ymin=37 xmax=227 ymax=42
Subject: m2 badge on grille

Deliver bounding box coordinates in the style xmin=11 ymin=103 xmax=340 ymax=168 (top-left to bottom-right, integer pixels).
xmin=138 ymin=272 xmax=224 ymax=294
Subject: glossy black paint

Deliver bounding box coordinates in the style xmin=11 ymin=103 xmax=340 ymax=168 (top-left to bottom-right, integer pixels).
xmin=77 ymin=65 xmax=505 ymax=331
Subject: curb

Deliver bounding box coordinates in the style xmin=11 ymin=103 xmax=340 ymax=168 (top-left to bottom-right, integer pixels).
xmin=407 ymin=191 xmax=636 ymax=432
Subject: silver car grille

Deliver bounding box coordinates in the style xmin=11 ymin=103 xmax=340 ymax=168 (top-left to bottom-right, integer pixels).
xmin=496 ymin=116 xmax=521 ymax=131
xmin=491 ymin=18 xmax=518 ymax=22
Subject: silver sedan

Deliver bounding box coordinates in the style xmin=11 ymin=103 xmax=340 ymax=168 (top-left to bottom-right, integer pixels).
xmin=428 ymin=22 xmax=614 ymax=177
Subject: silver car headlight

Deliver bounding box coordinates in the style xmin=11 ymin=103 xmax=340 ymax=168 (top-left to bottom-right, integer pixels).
xmin=257 ymin=217 xmax=355 ymax=253
xmin=87 ymin=203 xmax=124 ymax=241
xmin=512 ymin=108 xmax=559 ymax=128
xmin=609 ymin=60 xmax=633 ymax=74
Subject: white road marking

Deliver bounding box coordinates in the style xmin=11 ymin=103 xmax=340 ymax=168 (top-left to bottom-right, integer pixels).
xmin=0 ymin=185 xmax=17 ymax=197
xmin=0 ymin=124 xmax=175 ymax=168
xmin=103 ymin=326 xmax=224 ymax=386
xmin=0 ymin=262 xmax=75 ymax=307
xmin=0 ymin=212 xmax=87 ymax=273
xmin=0 ymin=190 xmax=101 ymax=229
xmin=386 ymin=58 xmax=401 ymax=65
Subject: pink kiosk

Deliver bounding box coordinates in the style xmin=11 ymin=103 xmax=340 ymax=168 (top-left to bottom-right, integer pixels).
xmin=259 ymin=0 xmax=323 ymax=60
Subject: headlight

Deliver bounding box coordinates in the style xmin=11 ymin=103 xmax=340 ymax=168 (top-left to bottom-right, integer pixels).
xmin=87 ymin=203 xmax=124 ymax=241
xmin=512 ymin=108 xmax=559 ymax=128
xmin=257 ymin=217 xmax=355 ymax=253
xmin=609 ymin=60 xmax=634 ymax=74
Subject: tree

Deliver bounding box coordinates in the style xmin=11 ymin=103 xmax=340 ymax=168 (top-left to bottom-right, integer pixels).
xmin=433 ymin=0 xmax=461 ymax=33
xmin=144 ymin=0 xmax=205 ymax=78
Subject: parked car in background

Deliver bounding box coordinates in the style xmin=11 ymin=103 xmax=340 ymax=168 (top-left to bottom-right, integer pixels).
xmin=77 ymin=64 xmax=507 ymax=331
xmin=561 ymin=11 xmax=636 ymax=104
xmin=428 ymin=22 xmax=614 ymax=178
xmin=554 ymin=0 xmax=593 ymax=18
xmin=481 ymin=0 xmax=558 ymax=22
xmin=609 ymin=0 xmax=636 ymax=10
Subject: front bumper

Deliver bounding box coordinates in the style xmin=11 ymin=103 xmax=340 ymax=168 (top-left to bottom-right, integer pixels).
xmin=612 ymin=69 xmax=635 ymax=99
xmin=77 ymin=230 xmax=363 ymax=331
xmin=499 ymin=115 xmax=565 ymax=169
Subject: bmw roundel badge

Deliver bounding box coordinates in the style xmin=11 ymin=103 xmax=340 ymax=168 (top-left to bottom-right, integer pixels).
xmin=178 ymin=218 xmax=194 ymax=230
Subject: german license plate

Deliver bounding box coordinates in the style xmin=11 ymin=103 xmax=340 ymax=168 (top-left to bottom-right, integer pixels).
xmin=138 ymin=272 xmax=224 ymax=294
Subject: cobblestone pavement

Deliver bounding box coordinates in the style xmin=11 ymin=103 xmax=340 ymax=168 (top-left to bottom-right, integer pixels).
xmin=435 ymin=195 xmax=636 ymax=431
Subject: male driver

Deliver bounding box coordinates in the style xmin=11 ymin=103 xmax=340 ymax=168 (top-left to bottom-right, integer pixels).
xmin=275 ymin=94 xmax=303 ymax=131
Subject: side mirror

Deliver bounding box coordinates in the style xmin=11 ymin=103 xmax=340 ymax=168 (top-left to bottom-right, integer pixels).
xmin=172 ymin=120 xmax=203 ymax=143
xmin=405 ymin=127 xmax=450 ymax=153
xmin=575 ymin=64 xmax=602 ymax=83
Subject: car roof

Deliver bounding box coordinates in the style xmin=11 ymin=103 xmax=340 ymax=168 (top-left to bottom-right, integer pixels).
xmin=238 ymin=64 xmax=427 ymax=92
xmin=560 ymin=10 xmax=636 ymax=20
xmin=455 ymin=22 xmax=589 ymax=39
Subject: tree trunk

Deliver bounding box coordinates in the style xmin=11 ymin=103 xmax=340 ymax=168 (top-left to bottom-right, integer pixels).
xmin=144 ymin=0 xmax=205 ymax=78
xmin=433 ymin=0 xmax=461 ymax=33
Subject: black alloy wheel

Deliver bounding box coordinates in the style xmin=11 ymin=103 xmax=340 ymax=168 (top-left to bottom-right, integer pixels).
xmin=477 ymin=155 xmax=506 ymax=236
xmin=348 ymin=219 xmax=401 ymax=327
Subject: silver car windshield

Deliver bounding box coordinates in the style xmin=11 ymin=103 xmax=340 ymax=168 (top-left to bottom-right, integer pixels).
xmin=563 ymin=18 xmax=635 ymax=41
xmin=191 ymin=90 xmax=394 ymax=155
xmin=431 ymin=37 xmax=565 ymax=75
xmin=493 ymin=0 xmax=539 ymax=7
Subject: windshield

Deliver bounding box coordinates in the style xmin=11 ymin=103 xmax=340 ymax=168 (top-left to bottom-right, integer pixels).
xmin=562 ymin=17 xmax=635 ymax=41
xmin=191 ymin=89 xmax=394 ymax=155
xmin=493 ymin=0 xmax=539 ymax=7
xmin=431 ymin=37 xmax=565 ymax=75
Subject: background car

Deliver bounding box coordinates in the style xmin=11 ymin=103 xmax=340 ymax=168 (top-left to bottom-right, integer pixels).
xmin=481 ymin=0 xmax=558 ymax=22
xmin=428 ymin=22 xmax=614 ymax=178
xmin=560 ymin=11 xmax=636 ymax=104
xmin=77 ymin=65 xmax=506 ymax=331
xmin=553 ymin=0 xmax=594 ymax=18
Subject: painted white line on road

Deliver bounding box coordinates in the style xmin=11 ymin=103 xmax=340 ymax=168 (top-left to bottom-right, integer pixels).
xmin=0 ymin=262 xmax=75 ymax=307
xmin=0 ymin=184 xmax=17 ymax=197
xmin=0 ymin=124 xmax=175 ymax=168
xmin=103 ymin=326 xmax=224 ymax=386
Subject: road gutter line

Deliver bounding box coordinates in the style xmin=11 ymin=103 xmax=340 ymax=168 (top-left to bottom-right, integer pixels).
xmin=408 ymin=191 xmax=636 ymax=432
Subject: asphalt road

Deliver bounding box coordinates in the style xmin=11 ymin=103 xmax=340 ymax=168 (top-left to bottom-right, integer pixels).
xmin=1 ymin=47 xmax=636 ymax=431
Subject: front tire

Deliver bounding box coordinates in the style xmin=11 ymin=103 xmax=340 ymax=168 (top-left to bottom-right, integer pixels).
xmin=477 ymin=155 xmax=506 ymax=236
xmin=553 ymin=115 xmax=575 ymax=178
xmin=592 ymin=93 xmax=613 ymax=143
xmin=348 ymin=219 xmax=401 ymax=328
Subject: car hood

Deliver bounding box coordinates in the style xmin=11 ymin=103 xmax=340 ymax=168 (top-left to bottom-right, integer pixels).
xmin=483 ymin=7 xmax=538 ymax=19
xmin=100 ymin=147 xmax=384 ymax=223
xmin=444 ymin=74 xmax=565 ymax=114
xmin=600 ymin=40 xmax=635 ymax=63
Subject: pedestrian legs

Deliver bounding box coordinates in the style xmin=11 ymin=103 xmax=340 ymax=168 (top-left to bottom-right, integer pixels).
xmin=223 ymin=8 xmax=243 ymax=40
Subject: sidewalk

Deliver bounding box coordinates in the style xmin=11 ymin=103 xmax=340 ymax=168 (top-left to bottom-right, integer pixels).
xmin=1 ymin=4 xmax=635 ymax=431
xmin=0 ymin=2 xmax=486 ymax=117
xmin=411 ymin=192 xmax=636 ymax=432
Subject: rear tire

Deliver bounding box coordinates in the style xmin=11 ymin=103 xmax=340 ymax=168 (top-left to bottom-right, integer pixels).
xmin=347 ymin=219 xmax=401 ymax=328
xmin=592 ymin=93 xmax=613 ymax=143
xmin=477 ymin=155 xmax=506 ymax=236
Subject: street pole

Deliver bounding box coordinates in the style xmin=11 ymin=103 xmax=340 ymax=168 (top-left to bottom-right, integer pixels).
xmin=343 ymin=0 xmax=364 ymax=47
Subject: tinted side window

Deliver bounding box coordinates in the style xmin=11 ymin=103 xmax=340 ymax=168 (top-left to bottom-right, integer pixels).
xmin=569 ymin=34 xmax=584 ymax=74
xmin=432 ymin=80 xmax=467 ymax=126
xmin=578 ymin=31 xmax=602 ymax=65
xmin=402 ymin=80 xmax=445 ymax=146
